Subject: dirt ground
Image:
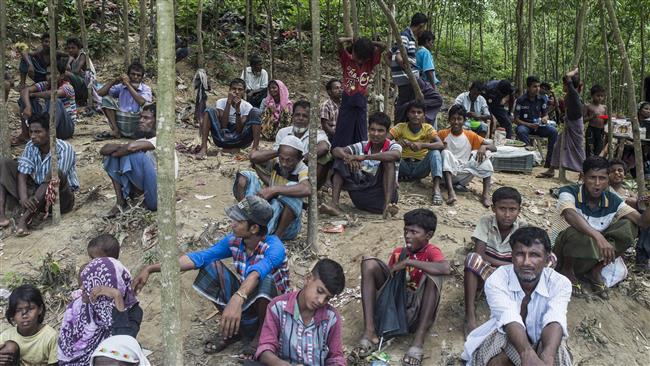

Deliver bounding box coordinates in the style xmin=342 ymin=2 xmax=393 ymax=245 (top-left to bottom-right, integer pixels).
xmin=1 ymin=58 xmax=649 ymax=366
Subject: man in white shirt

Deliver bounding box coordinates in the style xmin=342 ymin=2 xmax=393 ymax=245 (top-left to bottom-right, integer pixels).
xmin=241 ymin=54 xmax=269 ymax=108
xmin=455 ymin=81 xmax=492 ymax=137
xmin=462 ymin=227 xmax=573 ymax=366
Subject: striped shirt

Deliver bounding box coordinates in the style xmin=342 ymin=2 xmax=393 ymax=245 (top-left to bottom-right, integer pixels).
xmin=346 ymin=139 xmax=402 ymax=179
xmin=270 ymin=160 xmax=309 ymax=187
xmin=17 ymin=139 xmax=79 ymax=191
xmin=255 ymin=291 xmax=345 ymax=366
xmin=472 ymin=214 xmax=527 ymax=262
xmin=390 ymin=27 xmax=420 ymax=86
xmin=35 ymin=81 xmax=77 ymax=124
xmin=462 ymin=265 xmax=572 ymax=364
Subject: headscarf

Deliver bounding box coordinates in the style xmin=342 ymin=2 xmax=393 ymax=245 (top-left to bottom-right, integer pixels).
xmin=58 ymin=258 xmax=139 ymax=366
xmin=264 ymin=79 xmax=293 ymax=121
xmin=90 ymin=335 xmax=150 ymax=366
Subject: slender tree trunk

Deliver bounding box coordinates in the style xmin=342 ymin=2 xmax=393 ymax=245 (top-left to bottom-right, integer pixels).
xmin=526 ymin=0 xmax=534 ymax=75
xmin=123 ymin=0 xmax=131 ymax=67
xmin=467 ymin=24 xmax=473 ymax=84
xmin=383 ymin=0 xmax=394 ymax=113
xmin=156 ymin=0 xmax=183 ymax=362
xmin=147 ymin=0 xmax=156 ymax=60
xmin=350 ymin=0 xmax=359 ymax=38
xmin=600 ymin=5 xmax=614 ymax=159
xmin=641 ymin=2 xmax=646 ymax=100
xmin=376 ymin=0 xmax=423 ymax=101
xmin=503 ymin=3 xmax=508 ymax=72
xmin=604 ymin=0 xmax=645 ymax=194
xmin=515 ymin=0 xmax=525 ymax=91
xmin=74 ymin=0 xmax=92 ymax=108
xmin=196 ymin=0 xmax=204 ymax=68
xmin=47 ymin=0 xmax=61 ymax=224
xmin=326 ymin=0 xmax=331 ymax=46
xmin=479 ymin=12 xmax=484 ymax=70
xmin=139 ymin=0 xmax=147 ymax=63
xmin=554 ymin=5 xmax=560 ymax=80
xmin=0 ymin=0 xmax=7 ymax=159
xmin=101 ymin=0 xmax=106 ymax=36
xmin=542 ymin=10 xmax=547 ymax=80
xmin=308 ymin=0 xmax=321 ymax=252
xmin=297 ymin=0 xmax=304 ymax=69
xmin=244 ymin=0 xmax=250 ymax=72
xmin=267 ymin=0 xmax=274 ymax=79
xmin=342 ymin=0 xmax=353 ymax=37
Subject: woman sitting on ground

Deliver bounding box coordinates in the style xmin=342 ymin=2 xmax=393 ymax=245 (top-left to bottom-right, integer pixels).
xmin=90 ymin=335 xmax=150 ymax=366
xmin=260 ymin=80 xmax=293 ymax=140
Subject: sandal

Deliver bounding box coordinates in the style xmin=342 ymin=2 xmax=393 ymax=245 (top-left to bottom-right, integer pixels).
xmin=355 ymin=336 xmax=378 ymax=358
xmin=203 ymin=333 xmax=240 ymax=354
xmin=453 ymin=184 xmax=470 ymax=193
xmin=402 ymin=346 xmax=424 ymax=366
xmin=94 ymin=131 xmax=115 ymax=141
xmin=571 ymin=283 xmax=584 ymax=297
xmin=583 ymin=275 xmax=609 ymax=300
xmin=237 ymin=343 xmax=257 ymax=362
xmin=432 ymin=193 xmax=443 ymax=206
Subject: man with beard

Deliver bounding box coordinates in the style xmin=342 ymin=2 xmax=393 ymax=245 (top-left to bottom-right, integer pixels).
xmin=234 ymin=135 xmax=312 ymax=240
xmin=320 ymin=79 xmax=342 ymax=141
xmin=462 ymin=227 xmax=573 ymax=366
xmin=100 ymin=104 xmax=179 ymax=217
xmin=96 ymin=61 xmax=153 ymax=140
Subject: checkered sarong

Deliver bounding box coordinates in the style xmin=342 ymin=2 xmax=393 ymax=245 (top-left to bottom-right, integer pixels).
xmin=471 ymin=331 xmax=572 ymax=366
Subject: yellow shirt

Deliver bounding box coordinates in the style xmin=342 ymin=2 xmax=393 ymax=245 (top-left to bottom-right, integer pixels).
xmin=0 ymin=325 xmax=58 ymax=366
xmin=389 ymin=122 xmax=438 ymax=160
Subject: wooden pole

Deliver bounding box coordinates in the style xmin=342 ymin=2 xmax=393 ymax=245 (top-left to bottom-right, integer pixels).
xmin=375 ymin=0 xmax=423 ymax=102
xmin=48 ymin=0 xmax=61 ymax=224
xmin=244 ymin=0 xmax=250 ymax=74
xmin=123 ymin=0 xmax=131 ymax=67
xmin=604 ymin=0 xmax=645 ymax=195
xmin=0 ymin=0 xmax=8 ymax=159
xmin=139 ymin=0 xmax=147 ymax=63
xmin=514 ymin=0 xmax=524 ymax=92
xmin=197 ymin=0 xmax=204 ymax=68
xmin=350 ymin=0 xmax=359 ymax=38
xmin=74 ymin=0 xmax=93 ymax=109
xmin=526 ymin=0 xmax=534 ymax=75
xmin=600 ymin=4 xmax=614 ymax=160
xmin=308 ymin=0 xmax=321 ymax=252
xmin=342 ymin=0 xmax=353 ymax=38
xmin=266 ymin=0 xmax=274 ymax=79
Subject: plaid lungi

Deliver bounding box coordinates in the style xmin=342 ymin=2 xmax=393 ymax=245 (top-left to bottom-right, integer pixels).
xmin=471 ymin=330 xmax=572 ymax=366
xmin=101 ymin=96 xmax=141 ymax=138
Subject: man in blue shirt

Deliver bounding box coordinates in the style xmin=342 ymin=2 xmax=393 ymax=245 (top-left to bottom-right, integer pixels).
xmin=514 ymin=75 xmax=558 ymax=167
xmin=133 ymin=195 xmax=290 ymax=358
xmin=484 ymin=79 xmax=515 ymax=138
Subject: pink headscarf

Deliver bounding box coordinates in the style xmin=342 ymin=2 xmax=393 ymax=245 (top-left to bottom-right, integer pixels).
xmin=264 ymin=80 xmax=293 ymax=121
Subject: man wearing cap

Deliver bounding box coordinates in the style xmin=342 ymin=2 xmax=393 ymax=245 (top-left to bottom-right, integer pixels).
xmin=234 ymin=134 xmax=312 ymax=241
xmin=132 ymin=195 xmax=290 ymax=357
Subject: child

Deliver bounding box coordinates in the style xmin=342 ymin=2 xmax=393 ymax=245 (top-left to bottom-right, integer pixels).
xmin=357 ymin=209 xmax=450 ymax=366
xmin=463 ymin=187 xmax=527 ymax=336
xmin=585 ymin=84 xmax=607 ymax=156
xmin=332 ymin=37 xmax=386 ymax=148
xmin=438 ymin=104 xmax=496 ymax=207
xmin=253 ymin=259 xmax=346 ymax=366
xmin=0 ymin=285 xmax=58 ymax=365
xmin=87 ymin=234 xmax=121 ymax=259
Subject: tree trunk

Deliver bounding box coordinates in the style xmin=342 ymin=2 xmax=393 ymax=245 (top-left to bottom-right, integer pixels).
xmin=542 ymin=10 xmax=547 ymax=80
xmin=467 ymin=24 xmax=473 ymax=84
xmin=266 ymin=0 xmax=274 ymax=79
xmin=101 ymin=0 xmax=106 ymax=36
xmin=122 ymin=0 xmax=130 ymax=67
xmin=342 ymin=0 xmax=353 ymax=38
xmin=554 ymin=4 xmax=560 ymax=80
xmin=308 ymin=0 xmax=321 ymax=252
xmin=139 ymin=0 xmax=147 ymax=63
xmin=376 ymin=0 xmax=423 ymax=101
xmin=0 ymin=0 xmax=7 ymax=159
xmin=156 ymin=0 xmax=183 ymax=362
xmin=479 ymin=12 xmax=484 ymax=70
xmin=74 ymin=0 xmax=93 ymax=108
xmin=296 ymin=0 xmax=304 ymax=69
xmin=148 ymin=0 xmax=156 ymax=60
xmin=383 ymin=0 xmax=394 ymax=113
xmin=196 ymin=0 xmax=204 ymax=68
xmin=604 ymin=0 xmax=645 ymax=194
xmin=515 ymin=0 xmax=525 ymax=91
xmin=244 ymin=0 xmax=250 ymax=73
xmin=47 ymin=0 xmax=61 ymax=224
xmin=641 ymin=2 xmax=646 ymax=100
xmin=350 ymin=0 xmax=359 ymax=38
xmin=600 ymin=4 xmax=614 ymax=160
xmin=526 ymin=0 xmax=534 ymax=75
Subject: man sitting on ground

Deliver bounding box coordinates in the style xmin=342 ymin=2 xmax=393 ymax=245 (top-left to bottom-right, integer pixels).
xmin=100 ymin=104 xmax=179 ymax=217
xmin=463 ymin=187 xmax=527 ymax=336
xmin=234 ymin=135 xmax=311 ymax=241
xmin=357 ymin=208 xmax=450 ymax=366
xmin=241 ymin=55 xmax=269 ymax=108
xmin=320 ymin=78 xmax=342 ymax=141
xmin=253 ymin=259 xmax=346 ymax=366
xmin=462 ymin=227 xmax=572 ymax=366
xmin=388 ymin=101 xmax=445 ymax=205
xmin=514 ymin=75 xmax=557 ymax=167
xmin=97 ymin=61 xmax=153 ymax=140
xmin=16 ymin=56 xmax=76 ymax=143
xmin=0 ymin=113 xmax=79 ymax=236
xmin=198 ymin=78 xmax=262 ymax=157
xmin=455 ymin=81 xmax=492 ymax=137
xmin=272 ymin=101 xmax=331 ymax=188
xmin=438 ymin=105 xmax=496 ymax=207
xmin=133 ymin=195 xmax=290 ymax=360
xmin=320 ymin=112 xmax=401 ymax=218
xmin=552 ymin=156 xmax=650 ymax=299
xmin=18 ymin=33 xmax=67 ymax=88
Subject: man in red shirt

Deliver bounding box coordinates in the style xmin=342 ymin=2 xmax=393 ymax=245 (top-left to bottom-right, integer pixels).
xmin=357 ymin=208 xmax=451 ymax=366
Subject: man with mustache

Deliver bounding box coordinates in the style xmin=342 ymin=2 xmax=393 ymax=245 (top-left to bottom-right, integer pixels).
xmin=234 ymin=135 xmax=311 ymax=240
xmin=462 ymin=227 xmax=573 ymax=366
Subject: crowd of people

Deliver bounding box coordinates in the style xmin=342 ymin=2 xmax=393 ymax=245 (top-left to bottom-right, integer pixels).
xmin=1 ymin=10 xmax=650 ymax=366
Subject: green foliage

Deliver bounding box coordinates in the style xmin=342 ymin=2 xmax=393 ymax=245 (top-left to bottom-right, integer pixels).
xmin=1 ymin=272 xmax=26 ymax=290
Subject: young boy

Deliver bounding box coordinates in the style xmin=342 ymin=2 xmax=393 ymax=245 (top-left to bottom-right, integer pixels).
xmin=438 ymin=104 xmax=496 ymax=207
xmin=321 ymin=112 xmax=401 ymax=218
xmin=87 ymin=234 xmax=121 ymax=260
xmin=358 ymin=209 xmax=450 ymax=366
xmin=333 ymin=37 xmax=385 ymax=148
xmin=585 ymin=84 xmax=607 ymax=157
xmin=254 ymin=259 xmax=346 ymax=366
xmin=463 ymin=187 xmax=527 ymax=336
xmin=388 ymin=101 xmax=445 ymax=205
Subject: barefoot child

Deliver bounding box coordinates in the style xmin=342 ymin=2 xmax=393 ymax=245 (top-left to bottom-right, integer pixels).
xmin=321 ymin=111 xmax=401 ymax=218
xmin=358 ymin=209 xmax=450 ymax=366
xmin=0 ymin=285 xmax=58 ymax=366
xmin=463 ymin=187 xmax=527 ymax=336
xmin=332 ymin=37 xmax=385 ymax=148
xmin=585 ymin=84 xmax=607 ymax=157
xmin=253 ymin=259 xmax=346 ymax=366
xmin=87 ymin=234 xmax=121 ymax=260
xmin=438 ymin=104 xmax=496 ymax=207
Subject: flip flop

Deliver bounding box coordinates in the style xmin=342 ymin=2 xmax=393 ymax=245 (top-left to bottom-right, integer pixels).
xmin=432 ymin=193 xmax=443 ymax=206
xmin=355 ymin=337 xmax=378 ymax=358
xmin=453 ymin=184 xmax=470 ymax=193
xmin=571 ymin=283 xmax=584 ymax=297
xmin=236 ymin=343 xmax=257 ymax=363
xmin=203 ymin=333 xmax=240 ymax=354
xmin=94 ymin=131 xmax=115 ymax=141
xmin=402 ymin=346 xmax=424 ymax=366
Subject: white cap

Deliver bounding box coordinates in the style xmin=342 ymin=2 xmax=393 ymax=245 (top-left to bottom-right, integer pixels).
xmin=279 ymin=135 xmax=306 ymax=155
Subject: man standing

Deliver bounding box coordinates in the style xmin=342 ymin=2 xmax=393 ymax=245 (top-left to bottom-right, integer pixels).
xmin=320 ymin=79 xmax=342 ymax=141
xmin=462 ymin=227 xmax=573 ymax=366
xmin=241 ymin=55 xmax=269 ymax=108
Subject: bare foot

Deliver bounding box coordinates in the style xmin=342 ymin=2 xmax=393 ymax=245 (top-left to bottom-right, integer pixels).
xmin=319 ymin=203 xmax=341 ymax=216
xmin=481 ymin=196 xmax=491 ymax=208
xmin=15 ymin=217 xmax=31 ymax=237
xmin=195 ymin=147 xmax=207 ymax=160
xmin=383 ymin=203 xmax=399 ymax=219
xmin=536 ymin=169 xmax=555 ymax=178
xmin=446 ymin=194 xmax=457 ymax=206
xmin=464 ymin=319 xmax=477 ymax=338
xmin=0 ymin=217 xmax=10 ymax=228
